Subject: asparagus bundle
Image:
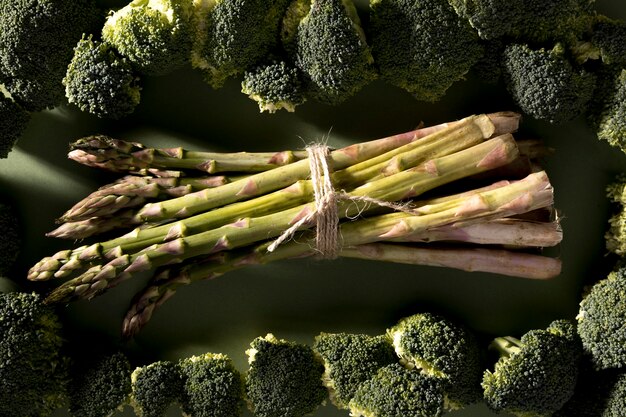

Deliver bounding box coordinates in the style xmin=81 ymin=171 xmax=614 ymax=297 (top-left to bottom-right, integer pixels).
xmin=28 ymin=112 xmax=563 ymax=336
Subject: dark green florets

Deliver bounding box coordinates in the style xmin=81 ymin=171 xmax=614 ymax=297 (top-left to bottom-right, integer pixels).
xmin=0 ymin=92 xmax=30 ymax=158
xmin=131 ymin=361 xmax=183 ymax=417
xmin=577 ymin=267 xmax=626 ymax=371
xmin=369 ymin=0 xmax=484 ymax=102
xmin=502 ymin=43 xmax=596 ymax=124
xmin=313 ymin=333 xmax=397 ymax=409
xmin=387 ymin=312 xmax=483 ymax=410
xmin=348 ymin=363 xmax=445 ymax=417
xmin=482 ymin=320 xmax=582 ymax=417
xmin=245 ymin=333 xmax=327 ymax=417
xmin=587 ymin=17 xmax=626 ymax=67
xmin=68 ymin=351 xmax=132 ymax=417
xmin=178 ymin=353 xmax=244 ymax=417
xmin=605 ymin=177 xmax=626 ymax=256
xmin=289 ymin=0 xmax=377 ymax=105
xmin=192 ymin=0 xmax=292 ymax=88
xmin=446 ymin=0 xmax=525 ymax=41
xmin=0 ymin=0 xmax=101 ymax=111
xmin=0 ymin=201 xmax=20 ymax=275
xmin=63 ymin=36 xmax=142 ymax=119
xmin=587 ymin=68 xmax=626 ymax=154
xmin=241 ymin=59 xmax=306 ymax=113
xmin=102 ymin=0 xmax=194 ymax=75
xmin=0 ymin=292 xmax=69 ymax=417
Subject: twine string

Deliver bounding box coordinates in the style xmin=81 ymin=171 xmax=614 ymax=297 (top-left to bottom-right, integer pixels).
xmin=266 ymin=144 xmax=421 ymax=257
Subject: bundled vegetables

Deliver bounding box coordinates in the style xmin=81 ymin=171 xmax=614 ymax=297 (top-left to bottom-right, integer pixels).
xmin=27 ymin=112 xmax=563 ymax=337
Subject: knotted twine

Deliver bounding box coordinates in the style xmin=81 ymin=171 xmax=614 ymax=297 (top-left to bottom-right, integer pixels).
xmin=266 ymin=144 xmax=420 ymax=258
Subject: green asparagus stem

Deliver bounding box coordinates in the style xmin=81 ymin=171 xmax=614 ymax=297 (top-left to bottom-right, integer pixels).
xmin=30 ymin=116 xmax=514 ymax=280
xmin=133 ymin=113 xmax=515 ymax=222
xmin=69 ymin=135 xmax=310 ymax=173
xmin=58 ymin=175 xmax=231 ymax=223
xmin=42 ymin=146 xmax=544 ymax=306
xmin=120 ymin=170 xmax=556 ymax=337
xmin=340 ymin=244 xmax=562 ymax=279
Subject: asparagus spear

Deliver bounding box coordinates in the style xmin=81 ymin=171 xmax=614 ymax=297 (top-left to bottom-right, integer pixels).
xmin=120 ymin=171 xmax=556 ymax=337
xmin=57 ymin=175 xmax=232 ymax=223
xmin=43 ymin=160 xmax=553 ymax=306
xmin=69 ymin=135 xmax=310 ymax=173
xmin=30 ymin=117 xmax=513 ymax=280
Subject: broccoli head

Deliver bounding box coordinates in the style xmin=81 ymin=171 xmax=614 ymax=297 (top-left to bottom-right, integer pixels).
xmin=446 ymin=0 xmax=525 ymax=40
xmin=0 ymin=291 xmax=69 ymax=417
xmin=178 ymin=352 xmax=244 ymax=417
xmin=192 ymin=0 xmax=292 ymax=88
xmin=241 ymin=58 xmax=306 ymax=113
xmin=586 ymin=68 xmax=626 ymax=154
xmin=312 ymin=332 xmax=397 ymax=409
xmin=245 ymin=333 xmax=327 ymax=417
xmin=287 ymin=0 xmax=377 ymax=105
xmin=573 ymin=16 xmax=626 ymax=67
xmin=348 ymin=363 xmax=445 ymax=417
xmin=482 ymin=320 xmax=582 ymax=417
xmin=577 ymin=267 xmax=626 ymax=371
xmin=606 ymin=176 xmax=626 ymax=256
xmin=387 ymin=312 xmax=483 ymax=410
xmin=555 ymin=357 xmax=626 ymax=417
xmin=502 ymin=43 xmax=596 ymax=124
xmin=63 ymin=35 xmax=142 ymax=119
xmin=369 ymin=0 xmax=484 ymax=102
xmin=130 ymin=360 xmax=183 ymax=417
xmin=102 ymin=0 xmax=194 ymax=75
xmin=0 ymin=0 xmax=102 ymax=112
xmin=68 ymin=351 xmax=132 ymax=417
xmin=0 ymin=90 xmax=30 ymax=158
xmin=0 ymin=201 xmax=20 ymax=275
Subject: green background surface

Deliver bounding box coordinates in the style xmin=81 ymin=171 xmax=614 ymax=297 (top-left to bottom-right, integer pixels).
xmin=1 ymin=1 xmax=626 ymax=416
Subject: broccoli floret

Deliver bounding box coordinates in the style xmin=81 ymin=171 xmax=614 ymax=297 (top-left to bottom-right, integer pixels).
xmin=68 ymin=351 xmax=132 ymax=417
xmin=286 ymin=0 xmax=377 ymax=105
xmin=102 ymin=0 xmax=194 ymax=75
xmin=586 ymin=68 xmax=626 ymax=153
xmin=0 ymin=292 xmax=69 ymax=417
xmin=63 ymin=35 xmax=142 ymax=119
xmin=387 ymin=312 xmax=483 ymax=410
xmin=0 ymin=0 xmax=101 ymax=112
xmin=0 ymin=89 xmax=30 ymax=158
xmin=312 ymin=333 xmax=397 ymax=409
xmin=577 ymin=267 xmax=626 ymax=371
xmin=369 ymin=0 xmax=484 ymax=102
xmin=605 ymin=176 xmax=626 ymax=255
xmin=241 ymin=58 xmax=306 ymax=113
xmin=130 ymin=360 xmax=183 ymax=417
xmin=502 ymin=43 xmax=596 ymax=124
xmin=192 ymin=0 xmax=292 ymax=88
xmin=178 ymin=352 xmax=244 ymax=417
xmin=348 ymin=363 xmax=445 ymax=417
xmin=572 ymin=16 xmax=626 ymax=67
xmin=245 ymin=333 xmax=327 ymax=417
xmin=0 ymin=201 xmax=20 ymax=275
xmin=482 ymin=320 xmax=582 ymax=417
xmin=449 ymin=0 xmax=595 ymax=43
xmin=555 ymin=357 xmax=626 ymax=417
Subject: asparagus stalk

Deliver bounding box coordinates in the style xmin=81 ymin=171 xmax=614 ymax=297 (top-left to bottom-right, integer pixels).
xmin=30 ymin=118 xmax=513 ymax=280
xmin=120 ymin=172 xmax=556 ymax=337
xmin=43 ymin=162 xmax=552 ymax=305
xmin=134 ymin=113 xmax=515 ymax=222
xmin=57 ymin=175 xmax=233 ymax=224
xmin=69 ymin=135 xmax=310 ymax=173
